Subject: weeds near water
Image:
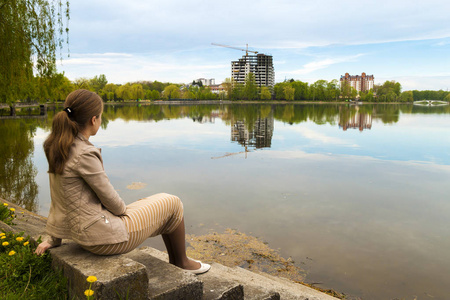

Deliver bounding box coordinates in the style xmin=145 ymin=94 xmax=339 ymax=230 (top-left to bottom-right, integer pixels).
xmin=1 ymin=202 xmax=67 ymax=299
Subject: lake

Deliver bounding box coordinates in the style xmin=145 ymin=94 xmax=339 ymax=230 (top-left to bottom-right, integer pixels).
xmin=1 ymin=102 xmax=449 ymax=299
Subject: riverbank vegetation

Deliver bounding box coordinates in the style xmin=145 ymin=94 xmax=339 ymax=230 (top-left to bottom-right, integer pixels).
xmin=0 ymin=203 xmax=67 ymax=299
xmin=5 ymin=72 xmax=450 ymax=105
xmin=0 ymin=0 xmax=69 ymax=105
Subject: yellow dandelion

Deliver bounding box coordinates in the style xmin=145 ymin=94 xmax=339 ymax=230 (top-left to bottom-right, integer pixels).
xmin=86 ymin=276 xmax=97 ymax=283
xmin=2 ymin=241 xmax=9 ymax=246
xmin=16 ymin=237 xmax=24 ymax=242
xmin=10 ymin=208 xmax=15 ymax=212
xmin=1 ymin=236 xmax=6 ymax=239
xmin=9 ymin=250 xmax=16 ymax=256
xmin=84 ymin=289 xmax=94 ymax=297
xmin=3 ymin=203 xmax=8 ymax=206
xmin=0 ymin=233 xmax=5 ymax=236
xmin=11 ymin=215 xmax=15 ymax=218
xmin=23 ymin=241 xmax=29 ymax=246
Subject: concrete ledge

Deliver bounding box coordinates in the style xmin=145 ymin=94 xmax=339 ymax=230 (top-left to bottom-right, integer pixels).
xmin=125 ymin=248 xmax=203 ymax=299
xmin=135 ymin=247 xmax=245 ymax=300
xmin=50 ymin=242 xmax=148 ymax=300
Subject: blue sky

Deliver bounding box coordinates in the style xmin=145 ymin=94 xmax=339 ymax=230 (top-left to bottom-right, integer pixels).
xmin=57 ymin=0 xmax=450 ymax=91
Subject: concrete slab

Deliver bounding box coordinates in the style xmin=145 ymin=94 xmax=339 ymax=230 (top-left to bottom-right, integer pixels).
xmin=50 ymin=242 xmax=149 ymax=300
xmin=206 ymin=263 xmax=280 ymax=300
xmin=215 ymin=264 xmax=338 ymax=300
xmin=138 ymin=247 xmax=245 ymax=300
xmin=125 ymin=248 xmax=203 ymax=299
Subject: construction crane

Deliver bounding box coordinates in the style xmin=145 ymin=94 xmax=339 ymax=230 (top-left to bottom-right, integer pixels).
xmin=211 ymin=43 xmax=258 ymax=56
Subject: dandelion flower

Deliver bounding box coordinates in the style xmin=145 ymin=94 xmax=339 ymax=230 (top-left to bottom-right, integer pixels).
xmin=1 ymin=236 xmax=6 ymax=239
xmin=11 ymin=215 xmax=15 ymax=218
xmin=9 ymin=250 xmax=16 ymax=256
xmin=0 ymin=233 xmax=5 ymax=236
xmin=2 ymin=242 xmax=9 ymax=246
xmin=86 ymin=276 xmax=97 ymax=283
xmin=16 ymin=237 xmax=24 ymax=242
xmin=3 ymin=203 xmax=8 ymax=206
xmin=23 ymin=241 xmax=29 ymax=246
xmin=10 ymin=208 xmax=15 ymax=212
xmin=84 ymin=289 xmax=94 ymax=297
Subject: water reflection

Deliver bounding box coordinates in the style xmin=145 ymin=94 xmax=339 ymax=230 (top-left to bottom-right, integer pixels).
xmin=339 ymin=106 xmax=373 ymax=131
xmin=0 ymin=119 xmax=40 ymax=212
xmin=1 ymin=102 xmax=450 ymax=299
xmin=231 ymin=113 xmax=274 ymax=148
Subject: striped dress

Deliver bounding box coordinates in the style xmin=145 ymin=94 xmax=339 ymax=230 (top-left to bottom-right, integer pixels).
xmin=82 ymin=193 xmax=183 ymax=255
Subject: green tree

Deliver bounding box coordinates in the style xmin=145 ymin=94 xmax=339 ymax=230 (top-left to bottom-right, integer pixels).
xmin=0 ymin=0 xmax=70 ymax=104
xmin=163 ymin=85 xmax=180 ymax=100
xmin=104 ymin=83 xmax=118 ymax=101
xmin=340 ymin=81 xmax=353 ymax=100
xmin=291 ymin=81 xmax=309 ymax=100
xmin=284 ymin=85 xmax=295 ymax=101
xmin=231 ymin=82 xmax=244 ymax=100
xmin=90 ymin=74 xmax=108 ymax=93
xmin=311 ymin=80 xmax=327 ymax=101
xmin=131 ymin=83 xmax=144 ymax=100
xmin=400 ymin=91 xmax=413 ymax=102
xmin=151 ymin=90 xmax=160 ymax=100
xmin=375 ymin=81 xmax=402 ymax=102
xmin=243 ymin=73 xmax=258 ymax=100
xmin=116 ymin=84 xmax=133 ymax=101
xmin=327 ymin=79 xmax=340 ymax=101
xmin=222 ymin=78 xmax=233 ymax=100
xmin=274 ymin=82 xmax=288 ymax=100
xmin=260 ymin=86 xmax=272 ymax=100
xmin=73 ymin=78 xmax=91 ymax=90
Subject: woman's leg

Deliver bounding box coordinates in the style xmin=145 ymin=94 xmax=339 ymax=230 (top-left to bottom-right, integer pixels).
xmin=162 ymin=218 xmax=200 ymax=270
xmin=83 ymin=193 xmax=205 ymax=271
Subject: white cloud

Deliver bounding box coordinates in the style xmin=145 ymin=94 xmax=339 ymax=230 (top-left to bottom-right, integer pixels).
xmin=56 ymin=0 xmax=450 ymax=89
xmin=288 ymin=54 xmax=366 ymax=75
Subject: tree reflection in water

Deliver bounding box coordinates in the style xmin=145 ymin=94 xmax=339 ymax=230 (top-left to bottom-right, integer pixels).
xmin=0 ymin=119 xmax=39 ymax=212
xmin=1 ymin=102 xmax=447 ymax=213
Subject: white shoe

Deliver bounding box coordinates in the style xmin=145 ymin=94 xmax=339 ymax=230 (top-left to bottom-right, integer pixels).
xmin=187 ymin=261 xmax=211 ymax=275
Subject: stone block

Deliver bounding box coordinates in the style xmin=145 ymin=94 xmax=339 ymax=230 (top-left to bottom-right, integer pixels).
xmin=50 ymin=242 xmax=148 ymax=299
xmin=125 ymin=247 xmax=203 ymax=299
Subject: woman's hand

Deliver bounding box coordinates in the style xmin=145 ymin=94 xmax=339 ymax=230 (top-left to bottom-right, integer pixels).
xmin=35 ymin=241 xmax=52 ymax=255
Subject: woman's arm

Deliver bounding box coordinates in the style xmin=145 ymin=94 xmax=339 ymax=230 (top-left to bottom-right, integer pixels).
xmin=77 ymin=149 xmax=127 ymax=216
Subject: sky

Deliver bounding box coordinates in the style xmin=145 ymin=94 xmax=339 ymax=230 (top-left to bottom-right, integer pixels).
xmin=56 ymin=0 xmax=450 ymax=91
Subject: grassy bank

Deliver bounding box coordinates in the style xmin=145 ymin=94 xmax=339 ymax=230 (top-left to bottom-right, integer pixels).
xmin=0 ymin=202 xmax=67 ymax=299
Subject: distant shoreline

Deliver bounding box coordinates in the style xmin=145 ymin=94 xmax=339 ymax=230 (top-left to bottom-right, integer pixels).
xmin=0 ymin=100 xmax=432 ymax=109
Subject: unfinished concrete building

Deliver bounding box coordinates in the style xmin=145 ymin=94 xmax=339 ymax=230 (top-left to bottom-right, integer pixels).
xmin=231 ymin=54 xmax=275 ymax=88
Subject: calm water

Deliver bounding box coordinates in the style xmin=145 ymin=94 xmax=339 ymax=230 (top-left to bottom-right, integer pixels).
xmin=1 ymin=103 xmax=449 ymax=299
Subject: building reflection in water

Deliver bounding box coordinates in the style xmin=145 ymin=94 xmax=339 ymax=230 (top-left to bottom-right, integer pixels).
xmin=231 ymin=113 xmax=274 ymax=149
xmin=339 ymin=106 xmax=373 ymax=132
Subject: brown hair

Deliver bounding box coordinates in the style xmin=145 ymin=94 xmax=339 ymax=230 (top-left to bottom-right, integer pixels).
xmin=44 ymin=89 xmax=103 ymax=174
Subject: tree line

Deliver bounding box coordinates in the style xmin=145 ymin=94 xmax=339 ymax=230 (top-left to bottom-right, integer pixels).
xmin=4 ymin=72 xmax=450 ymax=104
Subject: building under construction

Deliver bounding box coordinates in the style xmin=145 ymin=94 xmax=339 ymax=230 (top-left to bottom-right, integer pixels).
xmin=231 ymin=54 xmax=275 ymax=88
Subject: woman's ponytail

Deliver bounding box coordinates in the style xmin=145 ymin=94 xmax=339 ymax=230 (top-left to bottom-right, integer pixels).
xmin=44 ymin=89 xmax=103 ymax=174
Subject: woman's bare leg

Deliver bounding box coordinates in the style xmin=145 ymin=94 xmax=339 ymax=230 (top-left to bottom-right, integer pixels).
xmin=162 ymin=217 xmax=200 ymax=270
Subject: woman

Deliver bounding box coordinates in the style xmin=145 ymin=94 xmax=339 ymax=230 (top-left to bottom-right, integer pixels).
xmin=35 ymin=89 xmax=210 ymax=274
